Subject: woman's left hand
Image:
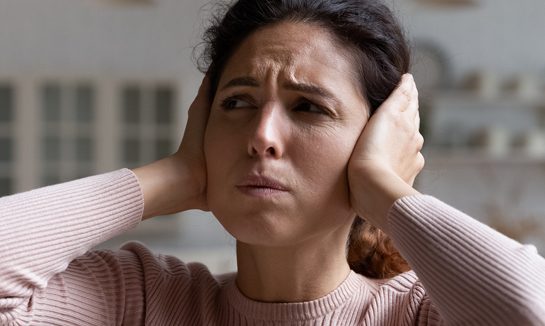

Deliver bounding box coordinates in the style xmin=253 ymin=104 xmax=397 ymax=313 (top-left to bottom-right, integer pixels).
xmin=348 ymin=74 xmax=424 ymax=232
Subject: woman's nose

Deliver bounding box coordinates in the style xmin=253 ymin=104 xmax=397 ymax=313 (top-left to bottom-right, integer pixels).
xmin=247 ymin=104 xmax=285 ymax=159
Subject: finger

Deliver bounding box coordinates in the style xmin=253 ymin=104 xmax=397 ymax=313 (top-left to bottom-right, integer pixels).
xmin=405 ymin=77 xmax=419 ymax=116
xmin=189 ymin=76 xmax=211 ymax=127
xmin=377 ymin=74 xmax=414 ymax=114
xmin=416 ymin=133 xmax=425 ymax=152
xmin=189 ymin=75 xmax=211 ymax=113
xmin=181 ymin=76 xmax=211 ymax=150
xmin=417 ymin=151 xmax=425 ymax=171
xmin=401 ymin=74 xmax=418 ymax=113
xmin=407 ymin=152 xmax=425 ymax=186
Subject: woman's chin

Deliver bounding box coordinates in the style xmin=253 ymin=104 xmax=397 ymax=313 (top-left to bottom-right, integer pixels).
xmin=213 ymin=210 xmax=304 ymax=247
xmin=208 ymin=197 xmax=355 ymax=247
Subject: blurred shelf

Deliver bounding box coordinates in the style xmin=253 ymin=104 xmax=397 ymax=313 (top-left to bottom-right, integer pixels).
xmin=431 ymin=90 xmax=545 ymax=107
xmin=423 ymin=148 xmax=545 ymax=166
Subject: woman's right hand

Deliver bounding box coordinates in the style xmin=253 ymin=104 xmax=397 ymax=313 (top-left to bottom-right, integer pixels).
xmin=133 ymin=76 xmax=211 ymax=220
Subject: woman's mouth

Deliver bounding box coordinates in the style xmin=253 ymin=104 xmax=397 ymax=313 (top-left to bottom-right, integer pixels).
xmin=236 ymin=175 xmax=290 ymax=196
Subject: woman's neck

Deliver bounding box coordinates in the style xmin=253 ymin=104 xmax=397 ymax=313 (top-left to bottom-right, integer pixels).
xmin=235 ymin=228 xmax=352 ymax=302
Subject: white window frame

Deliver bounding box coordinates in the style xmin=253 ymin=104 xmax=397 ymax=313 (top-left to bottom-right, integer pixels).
xmin=119 ymin=80 xmax=178 ymax=168
xmin=40 ymin=80 xmax=97 ymax=185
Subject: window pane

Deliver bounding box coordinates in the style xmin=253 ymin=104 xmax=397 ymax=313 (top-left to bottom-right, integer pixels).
xmin=0 ymin=85 xmax=13 ymax=123
xmin=0 ymin=177 xmax=12 ymax=197
xmin=155 ymin=139 xmax=172 ymax=159
xmin=122 ymin=138 xmax=141 ymax=164
xmin=0 ymin=138 xmax=12 ymax=162
xmin=122 ymin=86 xmax=141 ymax=124
xmin=42 ymin=174 xmax=61 ymax=187
xmin=43 ymin=136 xmax=61 ymax=161
xmin=76 ymin=137 xmax=93 ymax=162
xmin=75 ymin=168 xmax=93 ymax=179
xmin=155 ymin=86 xmax=174 ymax=124
xmin=75 ymin=84 xmax=94 ymax=123
xmin=43 ymin=83 xmax=62 ymax=122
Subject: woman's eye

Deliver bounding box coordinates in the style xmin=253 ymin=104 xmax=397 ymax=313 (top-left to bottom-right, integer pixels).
xmin=294 ymin=101 xmax=326 ymax=114
xmin=221 ymin=97 xmax=252 ymax=110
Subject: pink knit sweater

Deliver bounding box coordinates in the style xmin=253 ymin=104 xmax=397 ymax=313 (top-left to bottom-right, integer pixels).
xmin=1 ymin=169 xmax=544 ymax=325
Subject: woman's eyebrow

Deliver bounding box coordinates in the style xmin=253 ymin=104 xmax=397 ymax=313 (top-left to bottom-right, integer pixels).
xmin=221 ymin=76 xmax=260 ymax=90
xmin=283 ymin=81 xmax=340 ymax=106
xmin=220 ymin=76 xmax=341 ymax=107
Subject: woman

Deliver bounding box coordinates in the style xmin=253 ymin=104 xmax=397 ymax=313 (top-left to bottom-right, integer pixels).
xmin=1 ymin=0 xmax=544 ymax=325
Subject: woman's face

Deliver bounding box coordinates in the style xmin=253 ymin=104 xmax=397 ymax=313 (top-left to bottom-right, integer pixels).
xmin=204 ymin=21 xmax=369 ymax=246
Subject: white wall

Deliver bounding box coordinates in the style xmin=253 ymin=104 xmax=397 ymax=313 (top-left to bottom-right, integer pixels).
xmin=0 ymin=0 xmax=213 ymax=122
xmin=2 ymin=0 xmax=544 ymax=94
xmin=0 ymin=0 xmax=205 ymax=77
xmin=388 ymin=0 xmax=545 ymax=80
xmin=2 ymin=0 xmax=545 ymax=80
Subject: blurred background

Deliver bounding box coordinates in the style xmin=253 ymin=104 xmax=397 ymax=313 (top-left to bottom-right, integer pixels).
xmin=0 ymin=0 xmax=544 ymax=274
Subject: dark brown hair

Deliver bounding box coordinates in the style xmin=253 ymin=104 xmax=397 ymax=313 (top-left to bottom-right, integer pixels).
xmin=198 ymin=0 xmax=411 ymax=278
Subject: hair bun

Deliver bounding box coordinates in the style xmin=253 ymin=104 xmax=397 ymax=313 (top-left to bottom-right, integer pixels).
xmin=347 ymin=218 xmax=411 ymax=279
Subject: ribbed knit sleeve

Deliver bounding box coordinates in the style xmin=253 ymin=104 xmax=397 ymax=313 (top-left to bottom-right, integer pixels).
xmin=388 ymin=195 xmax=545 ymax=325
xmin=0 ymin=169 xmax=144 ymax=325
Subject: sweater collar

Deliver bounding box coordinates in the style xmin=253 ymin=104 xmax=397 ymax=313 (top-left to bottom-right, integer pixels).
xmin=224 ymin=270 xmax=369 ymax=321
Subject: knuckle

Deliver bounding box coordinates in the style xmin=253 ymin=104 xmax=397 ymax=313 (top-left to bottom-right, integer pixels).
xmin=401 ymin=87 xmax=412 ymax=101
xmin=417 ymin=153 xmax=426 ymax=169
xmin=417 ymin=133 xmax=425 ymax=148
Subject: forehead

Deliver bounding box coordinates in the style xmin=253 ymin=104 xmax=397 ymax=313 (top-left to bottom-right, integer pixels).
xmin=221 ymin=21 xmax=360 ymax=90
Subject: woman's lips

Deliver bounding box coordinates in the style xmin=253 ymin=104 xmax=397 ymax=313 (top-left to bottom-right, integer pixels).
xmin=236 ymin=175 xmax=289 ymax=196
